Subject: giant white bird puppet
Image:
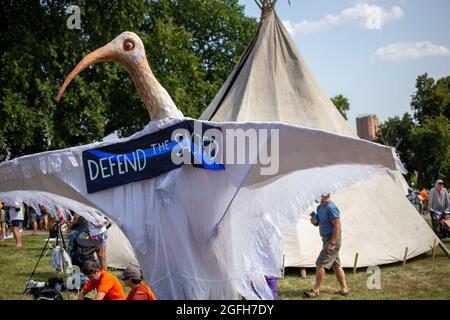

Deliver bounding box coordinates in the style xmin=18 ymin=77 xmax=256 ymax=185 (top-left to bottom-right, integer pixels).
xmin=0 ymin=32 xmax=406 ymax=299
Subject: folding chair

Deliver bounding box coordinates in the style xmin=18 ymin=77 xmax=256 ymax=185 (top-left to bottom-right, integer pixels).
xmin=44 ymin=237 xmax=57 ymax=257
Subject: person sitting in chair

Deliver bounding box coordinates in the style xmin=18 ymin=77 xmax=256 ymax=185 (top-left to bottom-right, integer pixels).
xmin=78 ymin=261 xmax=125 ymax=300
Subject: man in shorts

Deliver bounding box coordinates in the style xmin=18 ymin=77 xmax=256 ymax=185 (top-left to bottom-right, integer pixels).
xmin=304 ymin=193 xmax=350 ymax=298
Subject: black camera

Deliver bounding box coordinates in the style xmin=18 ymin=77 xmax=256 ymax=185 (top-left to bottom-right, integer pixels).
xmin=310 ymin=212 xmax=316 ymax=219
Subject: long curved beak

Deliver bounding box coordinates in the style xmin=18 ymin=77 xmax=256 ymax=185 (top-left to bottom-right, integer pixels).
xmin=56 ymin=44 xmax=114 ymax=102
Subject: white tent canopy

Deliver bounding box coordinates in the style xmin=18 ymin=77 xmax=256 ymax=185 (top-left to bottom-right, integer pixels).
xmin=101 ymin=131 xmax=142 ymax=271
xmin=107 ymin=224 xmax=139 ymax=269
xmin=200 ymin=6 xmax=438 ymax=268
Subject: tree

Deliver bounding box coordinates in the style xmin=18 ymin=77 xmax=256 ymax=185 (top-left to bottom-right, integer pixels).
xmin=411 ymin=73 xmax=450 ymax=125
xmin=411 ymin=116 xmax=450 ymax=188
xmin=377 ymin=73 xmax=450 ymax=187
xmin=377 ymin=113 xmax=415 ymax=181
xmin=331 ymin=94 xmax=350 ymax=120
xmin=0 ymin=0 xmax=258 ymax=161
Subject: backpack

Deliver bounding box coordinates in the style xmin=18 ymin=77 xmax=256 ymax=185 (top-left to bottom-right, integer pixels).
xmin=31 ymin=287 xmax=63 ymax=300
xmin=25 ymin=280 xmax=63 ymax=301
xmin=71 ymin=238 xmax=101 ymax=268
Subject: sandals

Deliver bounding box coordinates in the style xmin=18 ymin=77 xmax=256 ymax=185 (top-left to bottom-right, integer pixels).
xmin=303 ymin=289 xmax=320 ymax=298
xmin=338 ymin=290 xmax=351 ymax=297
xmin=304 ymin=289 xmax=350 ymax=298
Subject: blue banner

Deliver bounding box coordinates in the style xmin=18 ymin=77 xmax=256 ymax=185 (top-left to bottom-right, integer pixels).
xmin=82 ymin=120 xmax=224 ymax=194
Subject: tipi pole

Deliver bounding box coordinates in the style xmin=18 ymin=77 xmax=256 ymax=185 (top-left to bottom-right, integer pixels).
xmin=403 ymin=247 xmax=409 ymax=266
xmin=300 ymin=268 xmax=307 ymax=279
xmin=432 ymin=239 xmax=437 ymax=260
xmin=438 ymin=242 xmax=450 ymax=259
xmin=353 ymin=253 xmax=359 ymax=274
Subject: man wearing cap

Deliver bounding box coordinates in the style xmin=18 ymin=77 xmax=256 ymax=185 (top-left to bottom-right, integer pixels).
xmin=428 ymin=179 xmax=449 ymax=218
xmin=118 ymin=265 xmax=156 ymax=300
xmin=304 ymin=193 xmax=349 ymax=298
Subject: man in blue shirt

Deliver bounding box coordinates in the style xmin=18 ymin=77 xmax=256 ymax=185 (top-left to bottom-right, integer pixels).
xmin=304 ymin=193 xmax=350 ymax=298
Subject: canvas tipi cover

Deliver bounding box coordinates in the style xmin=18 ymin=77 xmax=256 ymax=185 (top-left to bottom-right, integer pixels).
xmin=106 ymin=224 xmax=139 ymax=269
xmin=200 ymin=5 xmax=437 ymax=268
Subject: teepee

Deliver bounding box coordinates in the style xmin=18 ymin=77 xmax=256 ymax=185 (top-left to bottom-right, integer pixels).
xmin=200 ymin=1 xmax=439 ymax=268
xmin=106 ymin=224 xmax=139 ymax=269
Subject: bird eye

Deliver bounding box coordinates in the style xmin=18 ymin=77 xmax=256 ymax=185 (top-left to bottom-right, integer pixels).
xmin=123 ymin=40 xmax=134 ymax=51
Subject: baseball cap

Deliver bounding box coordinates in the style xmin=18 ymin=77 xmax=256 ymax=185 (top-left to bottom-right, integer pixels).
xmin=118 ymin=265 xmax=143 ymax=281
xmin=437 ymin=179 xmax=444 ymax=185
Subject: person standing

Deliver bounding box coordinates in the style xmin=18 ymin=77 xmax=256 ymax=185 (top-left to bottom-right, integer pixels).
xmin=26 ymin=204 xmax=39 ymax=236
xmin=89 ymin=219 xmax=109 ymax=271
xmin=9 ymin=201 xmax=24 ymax=247
xmin=420 ymin=188 xmax=428 ymax=212
xmin=304 ymin=193 xmax=350 ymax=298
xmin=428 ymin=179 xmax=449 ymax=217
xmin=39 ymin=204 xmax=49 ymax=231
xmin=0 ymin=202 xmax=6 ymax=241
xmin=118 ymin=265 xmax=156 ymax=300
xmin=67 ymin=211 xmax=89 ymax=257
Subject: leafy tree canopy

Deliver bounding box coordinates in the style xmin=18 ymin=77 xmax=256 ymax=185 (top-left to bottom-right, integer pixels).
xmin=0 ymin=0 xmax=257 ymax=161
xmin=378 ymin=73 xmax=450 ymax=188
xmin=331 ymin=94 xmax=350 ymax=120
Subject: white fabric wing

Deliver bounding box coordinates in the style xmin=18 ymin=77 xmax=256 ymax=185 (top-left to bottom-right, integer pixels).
xmin=0 ymin=117 xmax=403 ymax=299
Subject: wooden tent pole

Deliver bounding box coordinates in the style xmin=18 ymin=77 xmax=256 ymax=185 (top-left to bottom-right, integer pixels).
xmin=353 ymin=253 xmax=359 ymax=274
xmin=432 ymin=239 xmax=437 ymax=260
xmin=403 ymin=247 xmax=409 ymax=266
xmin=300 ymin=268 xmax=307 ymax=279
xmin=438 ymin=242 xmax=450 ymax=259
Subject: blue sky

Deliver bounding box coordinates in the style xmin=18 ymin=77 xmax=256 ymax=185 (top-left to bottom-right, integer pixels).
xmin=239 ymin=0 xmax=450 ymax=129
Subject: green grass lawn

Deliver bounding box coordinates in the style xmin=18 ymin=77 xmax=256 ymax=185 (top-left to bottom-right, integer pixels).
xmin=280 ymin=217 xmax=450 ymax=300
xmin=0 ymin=234 xmax=124 ymax=300
xmin=1 ymin=233 xmax=449 ymax=300
xmin=280 ymin=239 xmax=450 ymax=300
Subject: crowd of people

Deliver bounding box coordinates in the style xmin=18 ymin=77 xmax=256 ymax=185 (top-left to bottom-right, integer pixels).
xmin=406 ymin=179 xmax=450 ymax=217
xmin=0 ymin=201 xmax=49 ymax=246
xmin=0 ymin=199 xmax=158 ymax=300
xmin=1 ymin=180 xmax=448 ymax=300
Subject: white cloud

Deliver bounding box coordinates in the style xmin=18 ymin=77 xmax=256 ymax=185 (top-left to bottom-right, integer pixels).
xmin=283 ymin=3 xmax=404 ymax=36
xmin=371 ymin=42 xmax=450 ymax=62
